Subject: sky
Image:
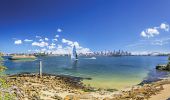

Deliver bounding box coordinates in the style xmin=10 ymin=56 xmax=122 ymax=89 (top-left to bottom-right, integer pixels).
xmin=0 ymin=0 xmax=170 ymax=54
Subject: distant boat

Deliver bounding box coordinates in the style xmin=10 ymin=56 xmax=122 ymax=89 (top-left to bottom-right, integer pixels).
xmin=9 ymin=55 xmax=36 ymax=61
xmin=90 ymin=57 xmax=96 ymax=59
xmin=83 ymin=57 xmax=96 ymax=59
xmin=71 ymin=45 xmax=78 ymax=61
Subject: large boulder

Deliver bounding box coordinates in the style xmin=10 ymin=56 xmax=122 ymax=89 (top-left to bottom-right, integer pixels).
xmin=166 ymin=62 xmax=170 ymax=70
xmin=156 ymin=63 xmax=170 ymax=71
xmin=156 ymin=64 xmax=167 ymax=70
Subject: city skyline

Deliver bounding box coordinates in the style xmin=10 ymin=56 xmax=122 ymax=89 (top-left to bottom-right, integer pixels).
xmin=0 ymin=0 xmax=170 ymax=54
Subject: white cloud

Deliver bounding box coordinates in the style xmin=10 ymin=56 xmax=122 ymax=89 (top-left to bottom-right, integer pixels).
xmin=62 ymin=38 xmax=73 ymax=46
xmin=74 ymin=42 xmax=79 ymax=47
xmin=151 ymin=40 xmax=164 ymax=46
xmin=62 ymin=38 xmax=82 ymax=48
xmin=48 ymin=45 xmax=55 ymax=49
xmin=140 ymin=31 xmax=147 ymax=37
xmin=55 ymin=35 xmax=59 ymax=38
xmin=16 ymin=33 xmax=91 ymax=54
xmin=52 ymin=35 xmax=59 ymax=42
xmin=39 ymin=39 xmax=43 ymax=42
xmin=31 ymin=43 xmax=91 ymax=54
xmin=36 ymin=36 xmax=41 ymax=38
xmin=51 ymin=43 xmax=56 ymax=46
xmin=14 ymin=40 xmax=22 ymax=45
xmin=77 ymin=48 xmax=91 ymax=54
xmin=45 ymin=38 xmax=49 ymax=41
xmin=160 ymin=23 xmax=169 ymax=31
xmin=48 ymin=43 xmax=56 ymax=49
xmin=32 ymin=41 xmax=49 ymax=47
xmin=140 ymin=27 xmax=159 ymax=38
xmin=61 ymin=38 xmax=91 ymax=54
xmin=140 ymin=23 xmax=169 ymax=38
xmin=57 ymin=45 xmax=62 ymax=49
xmin=127 ymin=38 xmax=170 ymax=48
xmin=52 ymin=38 xmax=58 ymax=42
xmin=151 ymin=38 xmax=170 ymax=46
xmin=24 ymin=39 xmax=33 ymax=42
xmin=57 ymin=28 xmax=62 ymax=32
xmin=146 ymin=28 xmax=159 ymax=36
xmin=126 ymin=42 xmax=145 ymax=47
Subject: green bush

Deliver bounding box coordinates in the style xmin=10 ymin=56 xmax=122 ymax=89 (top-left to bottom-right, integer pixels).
xmin=0 ymin=56 xmax=3 ymax=61
xmin=0 ymin=57 xmax=15 ymax=99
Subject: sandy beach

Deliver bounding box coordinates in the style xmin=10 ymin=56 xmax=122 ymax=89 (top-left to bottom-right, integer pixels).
xmin=149 ymin=84 xmax=170 ymax=100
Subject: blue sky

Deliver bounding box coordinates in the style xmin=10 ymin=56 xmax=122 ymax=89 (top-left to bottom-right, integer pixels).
xmin=0 ymin=0 xmax=170 ymax=54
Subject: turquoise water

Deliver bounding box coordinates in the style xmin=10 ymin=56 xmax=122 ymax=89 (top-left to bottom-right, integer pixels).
xmin=3 ymin=56 xmax=170 ymax=89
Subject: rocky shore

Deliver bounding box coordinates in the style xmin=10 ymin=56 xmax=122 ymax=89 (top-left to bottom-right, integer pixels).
xmin=6 ymin=73 xmax=88 ymax=99
xmin=156 ymin=64 xmax=170 ymax=71
xmin=156 ymin=56 xmax=170 ymax=71
xmin=3 ymin=73 xmax=170 ymax=100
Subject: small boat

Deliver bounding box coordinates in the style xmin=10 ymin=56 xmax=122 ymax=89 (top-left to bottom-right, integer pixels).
xmin=71 ymin=45 xmax=78 ymax=61
xmin=83 ymin=57 xmax=96 ymax=60
xmin=8 ymin=55 xmax=36 ymax=61
xmin=90 ymin=57 xmax=96 ymax=59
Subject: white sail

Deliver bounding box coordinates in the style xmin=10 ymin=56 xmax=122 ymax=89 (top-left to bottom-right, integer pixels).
xmin=71 ymin=45 xmax=78 ymax=60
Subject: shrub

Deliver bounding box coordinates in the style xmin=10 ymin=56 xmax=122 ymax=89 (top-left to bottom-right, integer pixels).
xmin=0 ymin=56 xmax=15 ymax=99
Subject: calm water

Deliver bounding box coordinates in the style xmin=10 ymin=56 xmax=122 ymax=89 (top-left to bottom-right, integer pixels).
xmin=3 ymin=56 xmax=170 ymax=89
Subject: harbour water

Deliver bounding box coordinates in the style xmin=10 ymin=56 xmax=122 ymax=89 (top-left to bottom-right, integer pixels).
xmin=3 ymin=56 xmax=170 ymax=89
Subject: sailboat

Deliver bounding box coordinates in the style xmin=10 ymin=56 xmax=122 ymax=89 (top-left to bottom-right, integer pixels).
xmin=71 ymin=45 xmax=78 ymax=61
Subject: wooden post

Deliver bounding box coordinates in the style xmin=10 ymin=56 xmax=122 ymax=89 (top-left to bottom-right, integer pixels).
xmin=39 ymin=60 xmax=42 ymax=78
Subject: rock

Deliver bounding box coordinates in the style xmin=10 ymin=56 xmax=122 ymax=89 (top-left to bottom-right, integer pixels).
xmin=135 ymin=94 xmax=145 ymax=100
xmin=52 ymin=94 xmax=63 ymax=100
xmin=156 ymin=64 xmax=167 ymax=70
xmin=166 ymin=63 xmax=170 ymax=70
xmin=7 ymin=73 xmax=88 ymax=100
xmin=64 ymin=94 xmax=97 ymax=100
xmin=31 ymin=95 xmax=40 ymax=100
xmin=64 ymin=95 xmax=78 ymax=100
xmin=103 ymin=97 xmax=111 ymax=100
xmin=156 ymin=56 xmax=170 ymax=71
xmin=106 ymin=88 xmax=118 ymax=92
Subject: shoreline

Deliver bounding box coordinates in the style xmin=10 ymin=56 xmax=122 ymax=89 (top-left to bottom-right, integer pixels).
xmin=4 ymin=72 xmax=170 ymax=100
xmin=6 ymin=73 xmax=87 ymax=99
xmin=149 ymin=83 xmax=170 ymax=100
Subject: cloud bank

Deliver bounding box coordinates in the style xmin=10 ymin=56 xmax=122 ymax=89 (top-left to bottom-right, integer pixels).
xmin=32 ymin=41 xmax=49 ymax=47
xmin=13 ymin=30 xmax=91 ymax=54
xmin=140 ymin=23 xmax=169 ymax=38
xmin=14 ymin=40 xmax=22 ymax=45
xmin=24 ymin=39 xmax=33 ymax=42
